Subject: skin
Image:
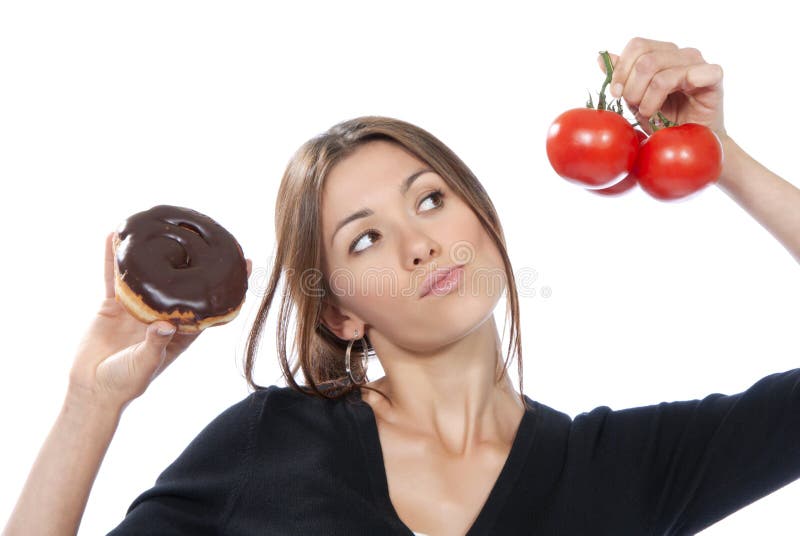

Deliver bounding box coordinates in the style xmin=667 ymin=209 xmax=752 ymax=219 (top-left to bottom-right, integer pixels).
xmin=319 ymin=139 xmax=526 ymax=456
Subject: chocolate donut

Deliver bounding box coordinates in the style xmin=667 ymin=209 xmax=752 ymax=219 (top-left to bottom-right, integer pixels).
xmin=112 ymin=205 xmax=248 ymax=333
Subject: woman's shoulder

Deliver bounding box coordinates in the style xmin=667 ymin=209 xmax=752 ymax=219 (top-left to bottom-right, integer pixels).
xmin=240 ymin=382 xmax=359 ymax=437
xmin=255 ymin=381 xmax=358 ymax=407
xmin=236 ymin=381 xmax=351 ymax=403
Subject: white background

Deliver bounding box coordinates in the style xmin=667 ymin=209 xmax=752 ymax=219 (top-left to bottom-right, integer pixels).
xmin=1 ymin=1 xmax=798 ymax=534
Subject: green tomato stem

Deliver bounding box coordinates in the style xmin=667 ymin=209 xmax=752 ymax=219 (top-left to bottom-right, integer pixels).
xmin=656 ymin=111 xmax=678 ymax=127
xmin=597 ymin=50 xmax=615 ymax=111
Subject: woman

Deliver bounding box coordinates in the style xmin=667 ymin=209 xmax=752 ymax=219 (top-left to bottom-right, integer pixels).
xmin=5 ymin=37 xmax=800 ymax=536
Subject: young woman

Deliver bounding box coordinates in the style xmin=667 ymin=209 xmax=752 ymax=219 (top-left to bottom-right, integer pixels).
xmin=5 ymin=37 xmax=800 ymax=536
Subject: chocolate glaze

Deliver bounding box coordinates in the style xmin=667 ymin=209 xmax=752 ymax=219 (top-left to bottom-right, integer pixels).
xmin=115 ymin=205 xmax=247 ymax=323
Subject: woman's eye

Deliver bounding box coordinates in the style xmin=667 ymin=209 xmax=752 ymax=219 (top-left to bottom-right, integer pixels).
xmin=348 ymin=189 xmax=446 ymax=254
xmin=349 ymin=228 xmax=380 ymax=254
xmin=418 ymin=189 xmax=445 ymax=211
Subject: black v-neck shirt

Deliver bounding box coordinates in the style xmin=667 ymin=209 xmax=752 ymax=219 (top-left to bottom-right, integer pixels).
xmin=107 ymin=368 xmax=800 ymax=535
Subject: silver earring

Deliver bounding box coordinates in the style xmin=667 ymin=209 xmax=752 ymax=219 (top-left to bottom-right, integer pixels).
xmin=345 ymin=328 xmax=369 ymax=384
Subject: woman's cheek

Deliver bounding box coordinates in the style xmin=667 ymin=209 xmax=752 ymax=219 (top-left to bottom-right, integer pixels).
xmin=362 ymin=272 xmax=402 ymax=300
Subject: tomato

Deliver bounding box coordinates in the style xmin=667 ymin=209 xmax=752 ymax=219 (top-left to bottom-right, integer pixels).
xmin=632 ymin=123 xmax=723 ymax=201
xmin=587 ymin=129 xmax=648 ymax=196
xmin=546 ymin=108 xmax=640 ymax=189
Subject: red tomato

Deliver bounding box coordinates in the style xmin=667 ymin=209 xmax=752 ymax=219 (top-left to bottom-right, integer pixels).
xmin=587 ymin=129 xmax=647 ymax=196
xmin=546 ymin=108 xmax=640 ymax=188
xmin=632 ymin=123 xmax=723 ymax=201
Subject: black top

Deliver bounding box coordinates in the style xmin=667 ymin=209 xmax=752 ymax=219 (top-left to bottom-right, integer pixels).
xmin=106 ymin=368 xmax=800 ymax=535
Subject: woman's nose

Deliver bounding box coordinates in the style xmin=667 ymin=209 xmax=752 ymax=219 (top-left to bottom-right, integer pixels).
xmin=403 ymin=227 xmax=440 ymax=269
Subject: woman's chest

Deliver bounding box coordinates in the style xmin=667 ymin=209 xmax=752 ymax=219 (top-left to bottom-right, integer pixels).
xmin=378 ymin=423 xmax=513 ymax=536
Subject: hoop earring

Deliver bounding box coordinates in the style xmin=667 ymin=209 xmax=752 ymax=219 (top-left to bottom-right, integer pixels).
xmin=345 ymin=328 xmax=369 ymax=385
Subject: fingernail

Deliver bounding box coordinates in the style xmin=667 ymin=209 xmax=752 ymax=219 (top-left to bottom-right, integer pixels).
xmin=157 ymin=325 xmax=176 ymax=336
xmin=611 ymin=83 xmax=623 ymax=98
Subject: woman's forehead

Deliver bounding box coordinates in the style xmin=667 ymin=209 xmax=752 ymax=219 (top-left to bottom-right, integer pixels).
xmin=321 ymin=142 xmax=433 ymax=231
xmin=327 ymin=141 xmax=423 ymax=187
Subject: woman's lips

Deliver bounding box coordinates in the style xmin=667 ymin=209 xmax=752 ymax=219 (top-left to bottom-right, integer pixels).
xmin=419 ymin=264 xmax=465 ymax=298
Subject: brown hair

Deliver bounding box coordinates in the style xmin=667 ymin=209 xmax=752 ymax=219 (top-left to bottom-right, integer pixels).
xmin=243 ymin=115 xmax=532 ymax=411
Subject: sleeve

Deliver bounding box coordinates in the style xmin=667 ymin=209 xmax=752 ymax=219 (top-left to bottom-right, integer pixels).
xmin=568 ymin=368 xmax=800 ymax=534
xmin=105 ymin=388 xmax=271 ymax=535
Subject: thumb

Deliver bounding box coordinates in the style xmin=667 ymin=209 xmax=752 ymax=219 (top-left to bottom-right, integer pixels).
xmin=141 ymin=322 xmax=176 ymax=380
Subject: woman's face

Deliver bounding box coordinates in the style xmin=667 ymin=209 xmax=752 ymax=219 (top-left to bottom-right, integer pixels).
xmin=320 ymin=140 xmax=506 ymax=352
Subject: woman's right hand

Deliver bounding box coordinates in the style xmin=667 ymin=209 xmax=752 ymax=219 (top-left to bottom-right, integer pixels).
xmin=67 ymin=231 xmax=252 ymax=413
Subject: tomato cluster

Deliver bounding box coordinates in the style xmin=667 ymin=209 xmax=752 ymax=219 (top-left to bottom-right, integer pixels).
xmin=547 ymin=112 xmax=722 ymax=200
xmin=545 ymin=52 xmax=723 ymax=201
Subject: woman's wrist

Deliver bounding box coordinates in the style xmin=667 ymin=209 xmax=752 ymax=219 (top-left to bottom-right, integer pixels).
xmin=715 ymin=133 xmax=746 ymax=191
xmin=62 ymin=385 xmax=124 ymax=428
xmin=65 ymin=380 xmax=129 ymax=418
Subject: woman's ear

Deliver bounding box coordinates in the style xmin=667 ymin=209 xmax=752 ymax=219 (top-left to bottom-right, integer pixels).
xmin=319 ymin=299 xmax=364 ymax=340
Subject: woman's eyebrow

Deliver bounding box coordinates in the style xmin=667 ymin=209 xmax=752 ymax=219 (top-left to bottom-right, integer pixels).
xmin=330 ymin=168 xmax=434 ymax=246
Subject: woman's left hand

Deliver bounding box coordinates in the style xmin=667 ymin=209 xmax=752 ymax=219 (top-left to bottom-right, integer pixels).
xmin=597 ymin=37 xmax=727 ymax=140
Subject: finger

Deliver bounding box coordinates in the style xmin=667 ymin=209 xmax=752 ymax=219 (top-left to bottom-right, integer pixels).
xmin=610 ymin=38 xmax=679 ymax=98
xmin=637 ymin=63 xmax=723 ymax=120
xmin=683 ymin=62 xmax=723 ymax=93
xmin=101 ymin=321 xmax=176 ymax=390
xmin=141 ymin=322 xmax=176 ymax=382
xmin=104 ymin=231 xmax=116 ymax=299
xmin=169 ymin=329 xmax=200 ymax=353
xmin=614 ymin=47 xmax=702 ymax=111
xmin=160 ymin=327 xmax=200 ymax=374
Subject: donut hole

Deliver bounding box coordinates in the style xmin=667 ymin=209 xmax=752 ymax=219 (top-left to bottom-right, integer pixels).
xmin=173 ymin=223 xmax=204 ymax=268
xmin=176 ymin=255 xmax=191 ymax=268
xmin=170 ymin=245 xmax=191 ymax=269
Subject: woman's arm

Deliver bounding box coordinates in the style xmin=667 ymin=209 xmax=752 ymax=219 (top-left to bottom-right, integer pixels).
xmin=2 ymin=389 xmax=122 ymax=536
xmin=715 ymin=134 xmax=800 ymax=264
xmin=3 ymin=230 xmax=222 ymax=535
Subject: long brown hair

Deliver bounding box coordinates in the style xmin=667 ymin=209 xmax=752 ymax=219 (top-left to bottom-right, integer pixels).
xmin=243 ymin=115 xmax=531 ymax=410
